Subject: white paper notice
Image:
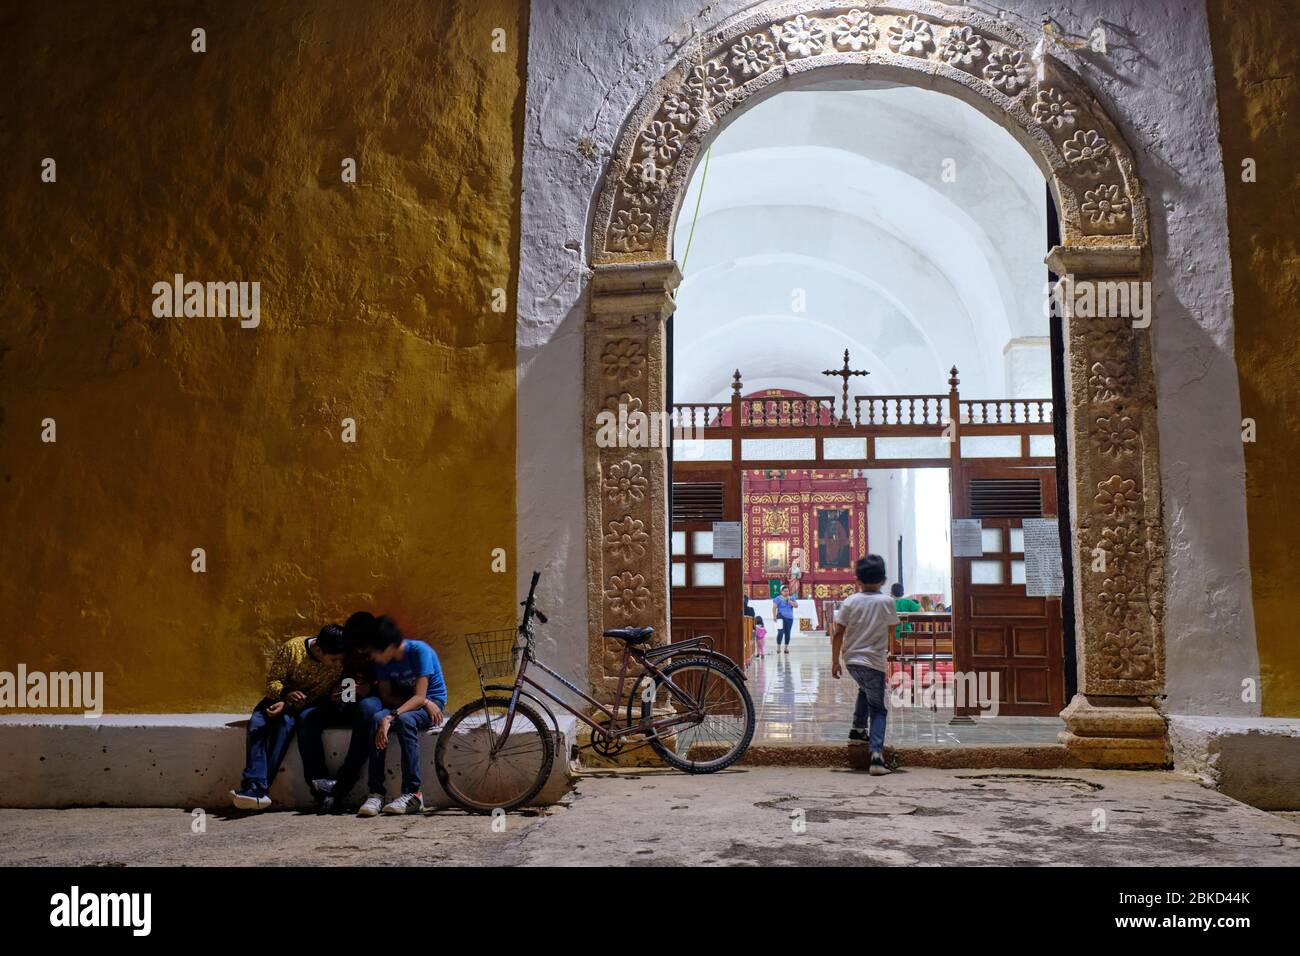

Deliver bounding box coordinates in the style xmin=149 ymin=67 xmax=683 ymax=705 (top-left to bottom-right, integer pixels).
xmin=1022 ymin=517 xmax=1064 ymax=596
xmin=712 ymin=521 xmax=743 ymax=559
xmin=951 ymin=519 xmax=983 ymax=557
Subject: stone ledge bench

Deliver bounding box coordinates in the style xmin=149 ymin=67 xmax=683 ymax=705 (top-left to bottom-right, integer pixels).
xmin=0 ymin=713 xmax=578 ymax=810
xmin=1168 ymin=716 xmax=1300 ymax=811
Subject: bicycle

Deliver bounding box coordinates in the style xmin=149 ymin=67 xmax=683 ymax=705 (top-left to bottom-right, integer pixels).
xmin=433 ymin=569 xmax=756 ymax=813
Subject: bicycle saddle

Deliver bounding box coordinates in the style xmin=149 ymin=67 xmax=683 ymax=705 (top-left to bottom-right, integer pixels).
xmin=603 ymin=626 xmax=655 ymax=644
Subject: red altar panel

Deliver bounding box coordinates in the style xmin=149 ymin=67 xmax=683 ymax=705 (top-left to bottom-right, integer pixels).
xmin=742 ymin=467 xmax=868 ymax=609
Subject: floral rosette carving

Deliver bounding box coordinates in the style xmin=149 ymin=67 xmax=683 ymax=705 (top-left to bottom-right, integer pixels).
xmin=1099 ymin=522 xmax=1147 ymax=574
xmin=1093 ymin=413 xmax=1139 ymax=458
xmin=1101 ymin=627 xmax=1154 ymax=680
xmin=731 ymin=33 xmax=778 ymax=76
xmin=1094 ymin=475 xmax=1141 ymax=520
xmin=1099 ymin=573 xmax=1147 ymax=622
xmin=983 ymin=49 xmax=1032 ymax=94
xmin=1081 ymin=184 xmax=1129 ymax=226
xmin=1031 ymin=88 xmax=1077 ymax=128
xmin=1062 ymin=129 xmax=1111 ymax=175
xmin=687 ymin=59 xmax=735 ymax=109
xmin=832 ymin=9 xmax=880 ymax=51
xmin=887 ymin=15 xmax=935 ymax=55
xmin=601 ymin=339 xmax=646 ymax=381
xmin=605 ymin=570 xmax=651 ymax=617
xmin=939 ymin=25 xmax=984 ymax=66
xmin=603 ymin=459 xmax=648 ymax=506
xmin=1087 ymin=359 xmax=1133 ymax=404
xmin=604 ymin=516 xmax=650 ymax=562
xmin=610 ymin=208 xmax=653 ymax=252
xmin=639 ymin=120 xmax=683 ymax=164
xmin=621 ymin=161 xmax=667 ymax=208
xmin=777 ymin=14 xmax=829 ymax=58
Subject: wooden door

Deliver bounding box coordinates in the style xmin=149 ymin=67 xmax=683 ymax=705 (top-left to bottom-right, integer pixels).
xmin=951 ymin=466 xmax=1065 ymax=717
xmin=670 ymin=470 xmax=744 ymax=665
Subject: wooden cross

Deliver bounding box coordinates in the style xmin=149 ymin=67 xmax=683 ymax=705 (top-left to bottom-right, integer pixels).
xmin=822 ymin=349 xmax=869 ymax=425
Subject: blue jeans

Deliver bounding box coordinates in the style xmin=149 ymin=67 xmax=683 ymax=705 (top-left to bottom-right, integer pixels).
xmin=777 ymin=617 xmax=793 ymax=645
xmin=847 ymin=664 xmax=888 ymax=753
xmin=296 ymin=701 xmax=358 ymax=785
xmin=241 ymin=704 xmax=298 ymax=795
xmin=365 ymin=701 xmax=433 ymax=796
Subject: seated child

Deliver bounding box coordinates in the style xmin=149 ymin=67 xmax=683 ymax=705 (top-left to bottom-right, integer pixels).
xmin=353 ymin=616 xmax=448 ymax=817
xmin=297 ymin=611 xmax=379 ymax=803
xmin=831 ymin=554 xmax=898 ymax=776
xmin=754 ymin=616 xmax=767 ymax=658
xmin=231 ymin=624 xmax=345 ymax=810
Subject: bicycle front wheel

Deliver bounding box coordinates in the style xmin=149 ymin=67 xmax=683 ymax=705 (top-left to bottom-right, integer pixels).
xmin=434 ymin=696 xmax=555 ymax=813
xmin=639 ymin=658 xmax=755 ymax=773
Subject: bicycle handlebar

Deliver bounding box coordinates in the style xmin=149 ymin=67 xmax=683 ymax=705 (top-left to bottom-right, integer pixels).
xmin=521 ymin=569 xmax=546 ymax=627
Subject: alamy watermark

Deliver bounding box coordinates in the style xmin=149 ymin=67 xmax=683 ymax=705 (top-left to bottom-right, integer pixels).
xmin=1 ymin=664 xmax=103 ymax=717
xmin=151 ymin=273 xmax=261 ymax=328
xmin=594 ymin=401 xmax=703 ymax=449
xmin=1046 ymin=274 xmax=1151 ymax=328
xmin=889 ymin=668 xmax=1000 ymax=717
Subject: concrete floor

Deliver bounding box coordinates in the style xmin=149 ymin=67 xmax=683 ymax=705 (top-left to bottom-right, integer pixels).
xmin=750 ymin=634 xmax=1064 ymax=745
xmin=2 ymin=766 xmax=1297 ymax=866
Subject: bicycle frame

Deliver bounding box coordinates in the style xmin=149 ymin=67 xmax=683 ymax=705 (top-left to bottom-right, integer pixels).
xmin=485 ymin=571 xmax=735 ymax=756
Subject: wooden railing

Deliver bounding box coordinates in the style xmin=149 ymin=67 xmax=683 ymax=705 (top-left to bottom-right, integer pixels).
xmin=670 ymin=365 xmax=1054 ymax=439
xmin=855 ymin=395 xmax=947 ymax=427
xmin=671 ymin=403 xmax=730 ymax=432
xmin=959 ymin=398 xmax=1053 ymax=424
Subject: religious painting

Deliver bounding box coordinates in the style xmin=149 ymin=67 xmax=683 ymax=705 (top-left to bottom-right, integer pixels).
xmin=763 ymin=539 xmax=788 ymax=573
xmin=817 ymin=508 xmax=852 ymax=569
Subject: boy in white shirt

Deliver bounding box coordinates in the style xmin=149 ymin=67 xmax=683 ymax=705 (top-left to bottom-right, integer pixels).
xmin=831 ymin=553 xmax=898 ymax=775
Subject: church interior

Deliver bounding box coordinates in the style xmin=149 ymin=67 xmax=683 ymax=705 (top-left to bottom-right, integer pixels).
xmin=669 ymin=82 xmax=1069 ymax=745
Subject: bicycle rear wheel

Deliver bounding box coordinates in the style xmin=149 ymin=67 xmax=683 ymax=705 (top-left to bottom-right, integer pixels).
xmin=434 ymin=696 xmax=555 ymax=813
xmin=638 ymin=657 xmax=754 ymax=772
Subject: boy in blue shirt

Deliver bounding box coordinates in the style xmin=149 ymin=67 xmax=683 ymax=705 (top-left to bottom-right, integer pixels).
xmin=353 ymin=616 xmax=448 ymax=816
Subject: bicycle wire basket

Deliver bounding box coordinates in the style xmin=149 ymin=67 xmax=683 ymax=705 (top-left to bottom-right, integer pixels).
xmin=464 ymin=628 xmax=524 ymax=696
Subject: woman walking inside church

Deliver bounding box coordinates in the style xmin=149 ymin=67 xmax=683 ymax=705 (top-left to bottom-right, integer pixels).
xmin=772 ymin=584 xmax=797 ymax=654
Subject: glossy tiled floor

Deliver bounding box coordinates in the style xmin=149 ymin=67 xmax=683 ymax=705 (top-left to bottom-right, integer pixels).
xmin=748 ymin=632 xmax=1065 ymax=746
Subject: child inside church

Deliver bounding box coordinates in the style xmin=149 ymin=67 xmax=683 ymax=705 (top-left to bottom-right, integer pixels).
xmin=754 ymin=616 xmax=767 ymax=658
xmin=831 ymin=553 xmax=898 ymax=776
xmin=231 ymin=624 xmax=347 ymax=810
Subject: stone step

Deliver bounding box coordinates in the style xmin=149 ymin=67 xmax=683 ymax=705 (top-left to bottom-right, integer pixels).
xmin=0 ymin=713 xmax=578 ymax=810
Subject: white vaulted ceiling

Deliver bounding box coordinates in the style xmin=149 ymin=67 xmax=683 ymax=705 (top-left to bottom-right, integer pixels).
xmin=671 ymin=81 xmax=1050 ymax=404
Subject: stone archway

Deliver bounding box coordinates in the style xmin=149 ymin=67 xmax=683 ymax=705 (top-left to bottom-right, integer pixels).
xmin=584 ymin=1 xmax=1167 ymax=766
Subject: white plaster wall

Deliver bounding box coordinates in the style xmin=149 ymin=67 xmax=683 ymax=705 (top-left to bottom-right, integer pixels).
xmin=517 ymin=0 xmax=1257 ymax=715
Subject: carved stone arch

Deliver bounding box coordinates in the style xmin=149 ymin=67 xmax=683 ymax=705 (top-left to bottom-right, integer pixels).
xmin=592 ymin=0 xmax=1148 ymax=262
xmin=583 ymin=1 xmax=1166 ymax=766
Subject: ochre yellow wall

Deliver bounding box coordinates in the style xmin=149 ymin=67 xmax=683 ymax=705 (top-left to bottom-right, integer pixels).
xmin=1209 ymin=0 xmax=1300 ymax=716
xmin=0 ymin=1 xmax=526 ymax=712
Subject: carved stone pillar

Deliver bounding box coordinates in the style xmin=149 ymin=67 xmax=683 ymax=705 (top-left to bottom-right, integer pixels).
xmin=1049 ymin=245 xmax=1169 ymax=767
xmin=585 ymin=261 xmax=679 ymax=696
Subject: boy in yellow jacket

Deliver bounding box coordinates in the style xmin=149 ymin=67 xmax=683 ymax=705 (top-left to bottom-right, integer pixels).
xmin=231 ymin=625 xmax=346 ymax=810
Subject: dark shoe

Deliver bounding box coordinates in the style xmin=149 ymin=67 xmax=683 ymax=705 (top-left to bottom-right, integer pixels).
xmin=848 ymin=728 xmax=869 ymax=743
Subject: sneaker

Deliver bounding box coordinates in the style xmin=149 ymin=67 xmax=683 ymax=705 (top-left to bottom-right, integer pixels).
xmin=848 ymin=728 xmax=869 ymax=743
xmin=382 ymin=792 xmax=424 ymax=815
xmin=357 ymin=793 xmax=385 ymax=817
xmin=310 ymin=778 xmax=336 ymax=796
xmin=868 ymin=752 xmax=892 ymax=776
xmin=230 ymin=789 xmax=272 ymax=811
xmin=318 ymin=796 xmax=336 ymax=815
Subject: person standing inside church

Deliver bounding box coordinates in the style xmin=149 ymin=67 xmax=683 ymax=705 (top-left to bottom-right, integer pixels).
xmin=753 ymin=616 xmax=767 ymax=658
xmin=891 ymin=583 xmax=921 ymax=634
xmin=772 ymin=584 xmax=797 ymax=654
xmin=831 ymin=554 xmax=898 ymax=776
